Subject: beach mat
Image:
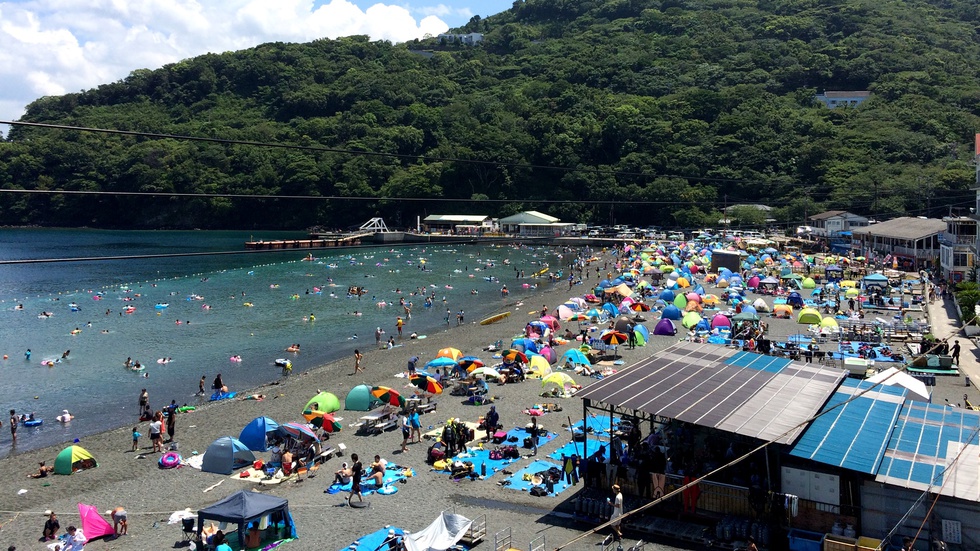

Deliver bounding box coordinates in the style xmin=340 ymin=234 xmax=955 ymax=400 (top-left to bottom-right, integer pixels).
xmin=570 ymin=415 xmax=620 ymax=438
xmin=504 ymin=427 xmax=557 ymax=448
xmin=502 ymin=460 xmax=572 ymax=497
xmin=548 ymin=438 xmax=605 ymax=462
xmin=339 ymin=527 xmax=407 ymax=551
xmin=422 ymin=421 xmax=481 ymax=441
xmin=325 ymin=466 xmax=414 ymax=495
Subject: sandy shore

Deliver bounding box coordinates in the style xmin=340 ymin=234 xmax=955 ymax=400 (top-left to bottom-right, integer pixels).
xmin=0 ymin=249 xmax=681 ymax=551
xmin=0 ymin=253 xmax=952 ymax=551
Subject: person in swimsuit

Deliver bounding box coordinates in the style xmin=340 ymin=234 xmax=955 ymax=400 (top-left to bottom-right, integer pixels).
xmin=347 ymin=453 xmax=363 ymax=505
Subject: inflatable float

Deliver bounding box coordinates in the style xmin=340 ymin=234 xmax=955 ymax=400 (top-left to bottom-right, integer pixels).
xmin=210 ymin=390 xmax=237 ymax=401
xmin=274 ymin=359 xmax=292 ymax=368
xmin=159 ymin=451 xmax=181 ymax=469
xmin=480 ymin=312 xmax=511 ymax=326
xmin=155 ymin=303 xmax=169 ymax=309
xmin=22 ymin=418 xmax=42 ymax=427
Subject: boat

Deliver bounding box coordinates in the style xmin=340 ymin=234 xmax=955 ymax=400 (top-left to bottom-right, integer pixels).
xmin=480 ymin=311 xmax=511 ymax=326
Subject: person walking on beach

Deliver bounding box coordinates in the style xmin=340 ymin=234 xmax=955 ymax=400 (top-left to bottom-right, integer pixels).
xmin=952 ymin=340 xmax=961 ymax=365
xmin=602 ymin=484 xmax=624 ymax=545
xmin=410 ymin=409 xmax=422 ymax=443
xmin=165 ymin=400 xmax=178 ymax=443
xmin=352 ymin=349 xmax=364 ymax=375
xmin=530 ymin=416 xmax=539 ymax=456
xmin=149 ymin=412 xmax=163 ymax=453
xmin=131 ymin=426 xmax=141 ymax=451
xmin=347 ymin=453 xmax=363 ymax=506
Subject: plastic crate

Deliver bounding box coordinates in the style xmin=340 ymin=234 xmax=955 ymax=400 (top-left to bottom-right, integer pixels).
xmin=824 ymin=534 xmax=858 ymax=551
xmin=857 ymin=536 xmax=882 ymax=551
xmin=788 ymin=529 xmax=825 ymax=551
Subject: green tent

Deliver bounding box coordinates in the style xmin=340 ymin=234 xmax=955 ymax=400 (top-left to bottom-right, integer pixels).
xmin=682 ymin=311 xmax=702 ymax=329
xmin=673 ymin=294 xmax=688 ymax=309
xmin=345 ymin=384 xmax=381 ymax=411
xmin=303 ymin=391 xmax=340 ymax=414
xmin=54 ymin=445 xmax=97 ymax=475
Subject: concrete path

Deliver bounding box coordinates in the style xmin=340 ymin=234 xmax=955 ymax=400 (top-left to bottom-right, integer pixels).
xmin=925 ymin=294 xmax=979 ymax=392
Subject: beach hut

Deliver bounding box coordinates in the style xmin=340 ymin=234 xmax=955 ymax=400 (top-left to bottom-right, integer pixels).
xmin=654 ymin=318 xmax=677 ymax=336
xmin=751 ymin=298 xmax=770 ymax=313
xmin=239 ymin=416 xmax=280 ymax=452
xmin=54 ymin=445 xmax=97 ymax=475
xmin=797 ymin=308 xmax=822 ymax=325
xmin=304 ymin=391 xmax=340 ymax=414
xmin=773 ymin=304 xmax=794 ymax=319
xmin=201 ymin=437 xmax=255 ymax=475
xmin=710 ymin=313 xmax=731 ymax=329
xmin=345 ymin=385 xmax=381 ymax=411
xmin=661 ymin=304 xmax=682 ymax=320
xmin=682 ymin=311 xmax=702 ymax=329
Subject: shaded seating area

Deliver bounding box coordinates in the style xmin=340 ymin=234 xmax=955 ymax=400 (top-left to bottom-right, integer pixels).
xmin=196 ymin=490 xmax=295 ymax=550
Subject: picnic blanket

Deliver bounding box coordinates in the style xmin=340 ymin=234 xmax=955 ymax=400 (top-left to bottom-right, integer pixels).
xmin=325 ymin=465 xmax=414 ymax=495
xmin=570 ymin=415 xmax=620 ymax=438
xmin=502 ymin=460 xmax=572 ymax=497
xmin=423 ymin=421 xmax=481 ymax=441
xmin=504 ymin=427 xmax=557 ymax=447
xmin=548 ymin=439 xmax=605 ymax=462
xmin=432 ymin=447 xmax=518 ymax=478
xmin=339 ymin=527 xmax=407 ymax=551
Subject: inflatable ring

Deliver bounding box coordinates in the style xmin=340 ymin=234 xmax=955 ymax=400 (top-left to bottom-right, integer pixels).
xmin=376 ymin=485 xmax=398 ymax=495
xmin=23 ymin=419 xmax=43 ymax=427
xmin=159 ymin=451 xmax=181 ymax=469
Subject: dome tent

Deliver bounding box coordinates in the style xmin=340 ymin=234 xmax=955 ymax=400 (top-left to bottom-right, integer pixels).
xmin=304 ymin=391 xmax=340 ymax=414
xmin=654 ymin=318 xmax=676 ymax=336
xmin=661 ymin=305 xmax=682 ymax=320
xmin=345 ymin=384 xmax=382 ymax=411
xmin=239 ymin=416 xmax=280 ymax=452
xmin=201 ymin=436 xmax=255 ymax=475
xmin=54 ymin=445 xmax=97 ymax=475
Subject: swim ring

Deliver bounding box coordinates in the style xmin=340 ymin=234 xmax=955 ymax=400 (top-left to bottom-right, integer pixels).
xmin=159 ymin=451 xmax=181 ymax=469
xmin=376 ymin=485 xmax=398 ymax=495
xmin=230 ymin=356 xmax=242 ymax=362
xmin=23 ymin=419 xmax=42 ymax=427
xmin=155 ymin=303 xmax=169 ymax=309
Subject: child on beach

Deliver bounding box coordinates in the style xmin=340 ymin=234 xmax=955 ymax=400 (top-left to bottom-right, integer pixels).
xmin=132 ymin=427 xmax=141 ymax=451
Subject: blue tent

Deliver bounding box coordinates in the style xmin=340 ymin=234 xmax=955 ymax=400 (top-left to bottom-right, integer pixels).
xmin=659 ymin=289 xmax=675 ymax=302
xmin=602 ymin=303 xmax=619 ymax=317
xmin=634 ymin=324 xmax=650 ymax=342
xmin=201 ymin=437 xmax=255 ymax=475
xmin=661 ymin=304 xmax=682 ymax=320
xmin=560 ymin=348 xmax=591 ymax=366
xmin=787 ymin=292 xmax=804 ymax=308
xmin=511 ymin=338 xmax=539 ymax=354
xmin=239 ymin=417 xmax=279 ymax=452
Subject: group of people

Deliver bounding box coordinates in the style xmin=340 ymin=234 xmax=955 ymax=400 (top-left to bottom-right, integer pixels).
xmin=135 ymin=389 xmax=179 ymax=452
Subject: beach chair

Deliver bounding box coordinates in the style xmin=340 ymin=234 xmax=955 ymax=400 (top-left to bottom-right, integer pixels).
xmin=180 ymin=517 xmax=197 ymax=542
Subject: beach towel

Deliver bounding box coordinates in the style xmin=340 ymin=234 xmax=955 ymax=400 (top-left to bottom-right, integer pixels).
xmin=325 ymin=466 xmax=413 ymax=495
xmin=570 ymin=415 xmax=620 ymax=438
xmin=502 ymin=460 xmax=572 ymax=496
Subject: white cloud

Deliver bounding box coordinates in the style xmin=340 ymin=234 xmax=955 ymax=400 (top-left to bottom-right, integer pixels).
xmin=414 ymin=4 xmax=473 ymax=20
xmin=0 ymin=0 xmax=450 ymax=133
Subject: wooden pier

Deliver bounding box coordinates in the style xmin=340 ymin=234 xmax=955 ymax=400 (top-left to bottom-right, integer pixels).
xmin=244 ymin=232 xmax=371 ymax=250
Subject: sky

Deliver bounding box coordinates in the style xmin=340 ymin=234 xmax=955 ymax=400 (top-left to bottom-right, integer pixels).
xmin=0 ymin=0 xmax=513 ymax=135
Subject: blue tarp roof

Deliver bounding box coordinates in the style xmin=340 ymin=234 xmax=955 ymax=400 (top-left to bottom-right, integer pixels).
xmin=875 ymin=402 xmax=980 ymax=501
xmin=789 ymin=379 xmax=907 ymax=474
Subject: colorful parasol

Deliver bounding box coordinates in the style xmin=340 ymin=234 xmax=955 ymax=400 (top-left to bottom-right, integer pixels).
xmin=370 ymin=386 xmax=406 ymax=407
xmin=436 ymin=347 xmax=463 ymax=361
xmin=600 ymin=330 xmax=629 ymax=345
xmin=459 ymin=356 xmax=484 ymax=372
xmin=409 ymin=375 xmax=444 ymax=395
xmin=500 ymin=349 xmax=529 ymax=364
xmin=306 ymin=412 xmax=342 ymax=433
xmin=279 ymin=422 xmax=318 ymax=441
xmin=630 ymin=302 xmax=651 ymax=312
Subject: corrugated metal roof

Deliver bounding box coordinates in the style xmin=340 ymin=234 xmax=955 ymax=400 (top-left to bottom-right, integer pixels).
xmin=498 ymin=211 xmax=560 ymax=224
xmin=576 ymin=342 xmax=845 ymax=444
xmin=851 ymin=217 xmax=946 ymax=240
xmin=789 ymin=379 xmax=906 ymax=474
xmin=875 ymin=402 xmax=980 ymax=501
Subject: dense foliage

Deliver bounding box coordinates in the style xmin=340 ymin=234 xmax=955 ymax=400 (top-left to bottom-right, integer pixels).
xmin=2 ymin=0 xmax=980 ymax=230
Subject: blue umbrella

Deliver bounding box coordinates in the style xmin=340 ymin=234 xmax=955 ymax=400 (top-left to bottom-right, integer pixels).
xmin=425 ymin=356 xmax=458 ymax=369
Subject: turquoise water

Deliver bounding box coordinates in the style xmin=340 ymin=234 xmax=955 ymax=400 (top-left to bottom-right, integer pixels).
xmin=0 ymin=229 xmax=559 ymax=456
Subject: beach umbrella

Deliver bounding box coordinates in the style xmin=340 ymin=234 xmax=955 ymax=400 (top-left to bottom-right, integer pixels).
xmin=458 ymin=356 xmax=484 ymax=371
xmin=436 ymin=347 xmax=463 ymax=360
xmin=308 ymin=412 xmax=342 ymax=433
xmin=565 ymin=312 xmax=590 ymax=322
xmin=425 ymin=356 xmax=458 ymax=369
xmin=600 ymin=330 xmax=629 ymax=345
xmin=541 ymin=372 xmax=576 ymax=389
xmin=409 ymin=375 xmax=444 ymax=395
xmin=279 ymin=422 xmax=318 ymax=441
xmin=501 ymin=349 xmax=529 ymax=364
xmin=585 ymin=308 xmax=604 ymax=319
xmin=470 ymin=366 xmax=501 ymax=379
xmin=630 ymin=302 xmax=651 ymax=312
xmin=370 ymin=386 xmax=406 ymax=407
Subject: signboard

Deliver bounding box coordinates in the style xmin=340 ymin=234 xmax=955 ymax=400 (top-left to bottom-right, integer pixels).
xmin=942 ymin=519 xmax=962 ymax=544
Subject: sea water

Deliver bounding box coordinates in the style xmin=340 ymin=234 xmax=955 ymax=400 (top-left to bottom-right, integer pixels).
xmin=0 ymin=229 xmax=560 ymax=456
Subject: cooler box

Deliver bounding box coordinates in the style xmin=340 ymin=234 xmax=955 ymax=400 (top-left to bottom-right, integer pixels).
xmin=788 ymin=529 xmax=825 ymax=551
xmin=492 ymin=430 xmax=507 ymax=444
xmin=824 ymin=534 xmax=857 ymax=551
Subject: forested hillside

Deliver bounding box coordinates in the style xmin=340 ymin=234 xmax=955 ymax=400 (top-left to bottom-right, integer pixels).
xmin=2 ymin=0 xmax=980 ymax=230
